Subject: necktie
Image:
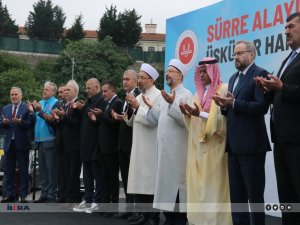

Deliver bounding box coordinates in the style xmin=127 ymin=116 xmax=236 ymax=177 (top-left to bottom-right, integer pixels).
xmin=285 ymin=51 xmax=298 ymax=68
xmin=233 ymin=72 xmax=244 ymax=94
xmin=105 ymin=101 xmax=110 ymax=111
xmin=12 ymin=106 xmax=18 ymax=118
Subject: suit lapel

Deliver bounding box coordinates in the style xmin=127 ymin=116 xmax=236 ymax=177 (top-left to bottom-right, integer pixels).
xmin=7 ymin=104 xmax=13 ymax=120
xmin=277 ymin=53 xmax=290 ymax=78
xmin=234 ymin=64 xmax=256 ymax=97
xmin=229 ymin=72 xmax=239 ymax=93
xmin=281 ymin=52 xmax=300 ymax=80
xmin=16 ymin=103 xmax=25 ymax=118
xmin=106 ymin=97 xmax=116 ymax=112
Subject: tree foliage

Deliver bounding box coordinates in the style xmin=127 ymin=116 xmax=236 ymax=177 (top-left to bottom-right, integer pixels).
xmin=98 ymin=5 xmax=142 ymax=47
xmin=118 ymin=9 xmax=142 ymax=46
xmin=33 ymin=58 xmax=62 ymax=87
xmin=65 ymin=14 xmax=85 ymax=42
xmin=57 ymin=36 xmax=134 ymax=100
xmin=0 ymin=0 xmax=18 ymax=37
xmin=0 ymin=52 xmax=27 ymax=74
xmin=25 ymin=0 xmax=66 ymax=41
xmin=0 ymin=68 xmax=40 ymax=106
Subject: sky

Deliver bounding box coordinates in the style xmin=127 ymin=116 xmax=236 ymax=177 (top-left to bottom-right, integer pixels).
xmin=2 ymin=0 xmax=222 ymax=33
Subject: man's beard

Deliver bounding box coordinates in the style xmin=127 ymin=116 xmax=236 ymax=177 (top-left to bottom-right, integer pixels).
xmin=166 ymin=78 xmax=173 ymax=87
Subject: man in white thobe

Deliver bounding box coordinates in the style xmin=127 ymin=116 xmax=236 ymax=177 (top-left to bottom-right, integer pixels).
xmin=124 ymin=63 xmax=163 ymax=225
xmin=144 ymin=59 xmax=193 ymax=225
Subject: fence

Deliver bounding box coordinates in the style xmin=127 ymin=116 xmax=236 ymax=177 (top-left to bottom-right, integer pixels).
xmin=0 ymin=36 xmax=165 ymax=63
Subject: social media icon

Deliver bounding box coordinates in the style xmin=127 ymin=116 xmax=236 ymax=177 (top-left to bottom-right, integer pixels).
xmin=280 ymin=204 xmax=285 ymax=211
xmin=273 ymin=204 xmax=278 ymax=211
xmin=266 ymin=204 xmax=271 ymax=211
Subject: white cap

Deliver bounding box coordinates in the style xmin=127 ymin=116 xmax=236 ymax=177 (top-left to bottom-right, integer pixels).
xmin=140 ymin=63 xmax=159 ymax=81
xmin=169 ymin=59 xmax=188 ymax=77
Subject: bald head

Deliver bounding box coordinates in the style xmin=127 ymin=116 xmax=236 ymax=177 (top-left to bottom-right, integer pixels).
xmin=86 ymin=78 xmax=101 ymax=98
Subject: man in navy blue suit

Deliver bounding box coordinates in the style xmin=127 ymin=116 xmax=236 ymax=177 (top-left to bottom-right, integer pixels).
xmin=213 ymin=40 xmax=271 ymax=225
xmin=0 ymin=87 xmax=35 ymax=203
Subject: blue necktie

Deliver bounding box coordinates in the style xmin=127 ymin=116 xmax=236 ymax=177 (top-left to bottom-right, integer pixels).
xmin=285 ymin=51 xmax=297 ymax=68
xmin=233 ymin=72 xmax=244 ymax=94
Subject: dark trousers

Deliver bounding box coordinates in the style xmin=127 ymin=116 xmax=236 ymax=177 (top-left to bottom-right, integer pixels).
xmin=119 ymin=150 xmax=134 ymax=204
xmin=82 ymin=160 xmax=102 ymax=203
xmin=5 ymin=140 xmax=29 ymax=198
xmin=99 ymin=152 xmax=119 ymax=203
xmin=274 ymin=142 xmax=300 ymax=225
xmin=57 ymin=150 xmax=81 ymax=202
xmin=163 ymin=192 xmax=187 ymax=225
xmin=228 ymin=152 xmax=266 ymax=225
xmin=136 ymin=194 xmax=160 ymax=222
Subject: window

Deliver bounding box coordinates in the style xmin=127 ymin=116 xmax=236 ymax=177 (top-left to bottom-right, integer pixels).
xmin=148 ymin=46 xmax=155 ymax=52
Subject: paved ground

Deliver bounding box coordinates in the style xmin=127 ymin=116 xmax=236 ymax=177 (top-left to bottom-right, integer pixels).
xmin=0 ymin=190 xmax=282 ymax=225
xmin=0 ymin=212 xmax=281 ymax=225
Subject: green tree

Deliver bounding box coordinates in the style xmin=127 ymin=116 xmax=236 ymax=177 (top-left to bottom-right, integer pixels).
xmin=33 ymin=58 xmax=63 ymax=87
xmin=118 ymin=9 xmax=142 ymax=46
xmin=0 ymin=0 xmax=18 ymax=37
xmin=98 ymin=5 xmax=120 ymax=44
xmin=0 ymin=68 xmax=40 ymax=106
xmin=0 ymin=52 xmax=27 ymax=73
xmin=65 ymin=14 xmax=85 ymax=41
xmin=98 ymin=5 xmax=142 ymax=47
xmin=25 ymin=0 xmax=66 ymax=40
xmin=57 ymin=36 xmax=133 ymax=100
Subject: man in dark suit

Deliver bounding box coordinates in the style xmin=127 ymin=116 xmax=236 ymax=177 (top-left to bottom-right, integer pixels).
xmin=213 ymin=40 xmax=271 ymax=225
xmin=72 ymin=78 xmax=106 ymax=213
xmin=256 ymin=12 xmax=300 ymax=225
xmin=112 ymin=70 xmax=139 ymax=219
xmin=52 ymin=80 xmax=82 ymax=203
xmin=0 ymin=87 xmax=35 ymax=203
xmin=89 ymin=80 xmax=123 ymax=214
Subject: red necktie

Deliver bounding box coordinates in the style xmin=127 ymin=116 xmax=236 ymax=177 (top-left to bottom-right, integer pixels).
xmin=12 ymin=106 xmax=17 ymax=118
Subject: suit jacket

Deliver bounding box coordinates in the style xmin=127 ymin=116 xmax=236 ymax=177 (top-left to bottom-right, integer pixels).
xmin=118 ymin=88 xmax=140 ymax=152
xmin=79 ymin=92 xmax=106 ymax=161
xmin=97 ymin=96 xmax=123 ymax=154
xmin=56 ymin=99 xmax=81 ymax=153
xmin=222 ymin=63 xmax=271 ymax=154
xmin=0 ymin=102 xmax=35 ymax=152
xmin=270 ymin=52 xmax=300 ymax=143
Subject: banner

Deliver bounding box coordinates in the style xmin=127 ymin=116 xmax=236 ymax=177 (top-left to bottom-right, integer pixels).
xmin=165 ymin=0 xmax=300 ymax=217
xmin=166 ymin=0 xmax=299 ymax=92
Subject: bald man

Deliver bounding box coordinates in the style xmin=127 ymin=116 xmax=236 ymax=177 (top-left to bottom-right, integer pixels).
xmin=72 ymin=78 xmax=106 ymax=213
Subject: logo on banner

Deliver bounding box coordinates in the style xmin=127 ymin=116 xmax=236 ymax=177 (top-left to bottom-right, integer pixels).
xmin=175 ymin=30 xmax=198 ymax=70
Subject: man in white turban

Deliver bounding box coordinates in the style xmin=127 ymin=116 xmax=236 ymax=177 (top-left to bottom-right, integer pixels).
xmin=124 ymin=63 xmax=163 ymax=225
xmin=143 ymin=59 xmax=193 ymax=225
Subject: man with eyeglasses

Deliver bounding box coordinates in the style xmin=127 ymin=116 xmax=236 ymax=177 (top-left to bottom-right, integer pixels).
xmin=213 ymin=40 xmax=271 ymax=225
xmin=124 ymin=63 xmax=164 ymax=225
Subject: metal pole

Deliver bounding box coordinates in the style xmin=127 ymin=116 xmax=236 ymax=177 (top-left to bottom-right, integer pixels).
xmin=71 ymin=57 xmax=74 ymax=80
xmin=32 ymin=147 xmax=37 ymax=201
xmin=64 ymin=51 xmax=75 ymax=80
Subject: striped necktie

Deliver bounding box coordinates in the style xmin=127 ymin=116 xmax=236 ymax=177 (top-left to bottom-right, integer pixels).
xmin=233 ymin=72 xmax=244 ymax=94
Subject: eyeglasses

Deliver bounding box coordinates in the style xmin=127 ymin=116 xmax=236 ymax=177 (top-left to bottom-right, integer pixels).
xmin=137 ymin=76 xmax=152 ymax=80
xmin=232 ymin=51 xmax=252 ymax=57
